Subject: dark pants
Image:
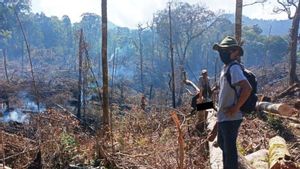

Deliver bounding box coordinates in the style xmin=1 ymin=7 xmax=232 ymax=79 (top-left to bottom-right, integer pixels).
xmin=217 ymin=120 xmax=242 ymax=169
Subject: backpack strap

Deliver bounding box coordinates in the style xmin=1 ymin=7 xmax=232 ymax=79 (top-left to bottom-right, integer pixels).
xmin=225 ymin=62 xmax=244 ymax=94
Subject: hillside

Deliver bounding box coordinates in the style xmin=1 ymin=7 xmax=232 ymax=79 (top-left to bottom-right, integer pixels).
xmin=224 ymin=14 xmax=291 ymax=36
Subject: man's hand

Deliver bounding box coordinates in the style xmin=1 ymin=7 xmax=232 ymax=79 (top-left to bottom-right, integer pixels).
xmin=225 ymin=105 xmax=240 ymax=117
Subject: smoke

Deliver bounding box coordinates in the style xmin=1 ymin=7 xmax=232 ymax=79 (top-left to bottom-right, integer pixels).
xmin=24 ymin=100 xmax=46 ymax=113
xmin=18 ymin=91 xmax=46 ymax=113
xmin=1 ymin=109 xmax=30 ymax=124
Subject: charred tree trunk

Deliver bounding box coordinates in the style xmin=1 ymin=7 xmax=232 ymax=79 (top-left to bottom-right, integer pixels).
xmin=83 ymin=50 xmax=88 ymax=120
xmin=101 ymin=0 xmax=110 ymax=133
xmin=235 ymin=0 xmax=243 ymax=44
xmin=2 ymin=49 xmax=9 ymax=109
xmin=138 ymin=25 xmax=145 ymax=94
xmin=2 ymin=49 xmax=9 ymax=83
xmin=111 ymin=46 xmax=116 ymax=97
xmin=15 ymin=9 xmax=40 ymax=110
xmin=289 ymin=0 xmax=300 ymax=85
xmin=77 ymin=29 xmax=84 ymax=119
xmin=169 ymin=3 xmax=176 ymax=108
xmin=84 ymin=44 xmax=102 ymax=102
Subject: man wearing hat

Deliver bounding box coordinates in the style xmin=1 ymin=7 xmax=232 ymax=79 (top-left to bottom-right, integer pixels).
xmin=212 ymin=36 xmax=252 ymax=169
xmin=198 ymin=69 xmax=212 ymax=102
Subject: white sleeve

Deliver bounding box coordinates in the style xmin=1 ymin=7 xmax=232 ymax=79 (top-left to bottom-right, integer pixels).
xmin=230 ymin=65 xmax=247 ymax=85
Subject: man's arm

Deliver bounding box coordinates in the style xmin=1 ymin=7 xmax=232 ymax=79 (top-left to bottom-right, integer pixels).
xmin=226 ymin=79 xmax=252 ymax=116
xmin=184 ymin=79 xmax=200 ymax=92
xmin=235 ymin=80 xmax=252 ymax=109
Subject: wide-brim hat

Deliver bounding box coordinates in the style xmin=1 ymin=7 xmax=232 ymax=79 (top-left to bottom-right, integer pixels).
xmin=213 ymin=36 xmax=244 ymax=56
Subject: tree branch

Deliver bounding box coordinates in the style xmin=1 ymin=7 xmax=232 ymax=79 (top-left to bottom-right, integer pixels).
xmin=243 ymin=0 xmax=267 ymax=7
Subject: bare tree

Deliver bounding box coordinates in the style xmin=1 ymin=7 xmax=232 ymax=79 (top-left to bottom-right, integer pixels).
xmin=133 ymin=24 xmax=146 ymax=94
xmin=77 ymin=29 xmax=84 ymax=119
xmin=235 ymin=0 xmax=243 ymax=44
xmin=2 ymin=50 xmax=9 ymax=83
xmin=274 ymin=0 xmax=300 ymax=85
xmin=101 ymin=0 xmax=110 ymax=133
xmin=14 ymin=9 xmax=40 ymax=109
xmin=236 ymin=0 xmax=267 ymax=44
xmin=169 ymin=3 xmax=176 ymax=108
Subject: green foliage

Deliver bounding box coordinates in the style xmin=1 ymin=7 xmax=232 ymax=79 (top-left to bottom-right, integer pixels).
xmin=58 ymin=132 xmax=78 ymax=168
xmin=267 ymin=115 xmax=284 ymax=131
xmin=60 ymin=132 xmax=77 ymax=152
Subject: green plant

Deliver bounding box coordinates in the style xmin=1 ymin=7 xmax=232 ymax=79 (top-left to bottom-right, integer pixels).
xmin=58 ymin=132 xmax=78 ymax=168
xmin=61 ymin=132 xmax=77 ymax=152
xmin=267 ymin=115 xmax=283 ymax=131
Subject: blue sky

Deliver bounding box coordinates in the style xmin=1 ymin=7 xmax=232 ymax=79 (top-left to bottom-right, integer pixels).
xmin=31 ymin=0 xmax=288 ymax=28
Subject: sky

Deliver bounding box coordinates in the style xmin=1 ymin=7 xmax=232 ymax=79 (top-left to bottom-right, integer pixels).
xmin=31 ymin=0 xmax=289 ymax=28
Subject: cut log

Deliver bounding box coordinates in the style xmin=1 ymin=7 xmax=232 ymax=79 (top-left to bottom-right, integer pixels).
xmin=238 ymin=153 xmax=256 ymax=169
xmin=256 ymin=102 xmax=298 ymax=116
xmin=245 ymin=149 xmax=268 ymax=169
xmin=269 ymin=136 xmax=298 ymax=169
xmin=289 ymin=122 xmax=300 ymax=129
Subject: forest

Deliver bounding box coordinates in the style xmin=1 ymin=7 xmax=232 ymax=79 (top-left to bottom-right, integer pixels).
xmin=0 ymin=0 xmax=299 ymax=169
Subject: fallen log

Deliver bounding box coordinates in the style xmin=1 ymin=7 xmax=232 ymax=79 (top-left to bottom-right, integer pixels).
xmin=269 ymin=136 xmax=298 ymax=169
xmin=273 ymin=83 xmax=299 ymax=101
xmin=245 ymin=149 xmax=268 ymax=169
xmin=263 ymin=111 xmax=300 ymax=123
xmin=256 ymin=102 xmax=298 ymax=116
xmin=238 ymin=153 xmax=256 ymax=169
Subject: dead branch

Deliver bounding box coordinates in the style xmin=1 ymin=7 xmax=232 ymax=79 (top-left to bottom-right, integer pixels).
xmin=171 ymin=112 xmax=185 ymax=169
xmin=243 ymin=0 xmax=267 ymax=7
xmin=273 ymin=83 xmax=300 ymax=101
xmin=263 ymin=111 xmax=300 ymax=123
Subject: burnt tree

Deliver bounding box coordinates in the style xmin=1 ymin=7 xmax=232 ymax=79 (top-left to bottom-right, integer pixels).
xmin=275 ymin=0 xmax=300 ymax=85
xmin=101 ymin=0 xmax=110 ymax=133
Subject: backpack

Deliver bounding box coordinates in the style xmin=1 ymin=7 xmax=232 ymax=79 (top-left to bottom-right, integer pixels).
xmin=225 ymin=62 xmax=258 ymax=114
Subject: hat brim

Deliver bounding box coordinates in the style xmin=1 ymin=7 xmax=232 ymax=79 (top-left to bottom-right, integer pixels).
xmin=213 ymin=44 xmax=244 ymax=56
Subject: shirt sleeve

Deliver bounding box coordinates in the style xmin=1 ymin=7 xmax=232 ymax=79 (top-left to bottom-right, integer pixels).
xmin=230 ymin=65 xmax=247 ymax=85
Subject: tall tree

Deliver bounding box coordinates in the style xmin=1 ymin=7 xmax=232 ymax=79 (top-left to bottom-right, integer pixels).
xmin=77 ymin=29 xmax=84 ymax=119
xmin=275 ymin=0 xmax=300 ymax=84
xmin=101 ymin=0 xmax=110 ymax=133
xmin=235 ymin=0 xmax=243 ymax=44
xmin=133 ymin=24 xmax=146 ymax=94
xmin=169 ymin=3 xmax=176 ymax=108
xmin=155 ymin=2 xmax=217 ymax=105
xmin=236 ymin=0 xmax=267 ymax=44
